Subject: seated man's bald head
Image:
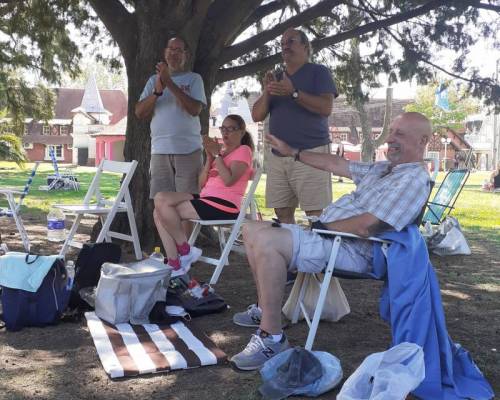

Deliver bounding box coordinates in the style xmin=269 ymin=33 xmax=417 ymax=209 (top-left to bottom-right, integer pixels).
xmin=386 ymin=112 xmax=431 ymax=165
xmin=399 ymin=112 xmax=432 ymax=140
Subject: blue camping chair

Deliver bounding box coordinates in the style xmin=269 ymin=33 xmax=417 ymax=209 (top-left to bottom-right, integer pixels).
xmin=0 ymin=162 xmax=40 ymax=251
xmin=422 ymin=169 xmax=469 ymax=225
xmin=39 ymin=148 xmax=79 ymax=191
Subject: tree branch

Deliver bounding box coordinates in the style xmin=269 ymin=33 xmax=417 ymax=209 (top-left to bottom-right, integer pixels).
xmin=235 ymin=0 xmax=289 ymax=37
xmin=220 ymin=0 xmax=344 ymax=64
xmin=216 ymin=53 xmax=283 ymax=84
xmin=216 ymin=0 xmax=453 ymax=84
xmin=88 ymin=0 xmax=136 ymax=60
xmin=312 ymin=0 xmax=452 ymax=50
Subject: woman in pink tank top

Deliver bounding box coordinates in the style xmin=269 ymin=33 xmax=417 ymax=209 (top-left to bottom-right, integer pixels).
xmin=153 ymin=114 xmax=254 ymax=271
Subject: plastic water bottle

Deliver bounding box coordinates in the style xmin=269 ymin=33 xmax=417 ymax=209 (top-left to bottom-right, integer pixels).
xmin=66 ymin=260 xmax=75 ymax=290
xmin=47 ymin=208 xmax=66 ymax=242
xmin=150 ymin=246 xmax=164 ymax=261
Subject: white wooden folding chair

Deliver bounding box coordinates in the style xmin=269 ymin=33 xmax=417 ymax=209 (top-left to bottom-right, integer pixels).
xmin=291 ymin=230 xmax=390 ymax=350
xmin=188 ymin=168 xmax=262 ymax=285
xmin=55 ymin=159 xmax=142 ymax=259
xmin=0 ymin=162 xmax=40 ymax=251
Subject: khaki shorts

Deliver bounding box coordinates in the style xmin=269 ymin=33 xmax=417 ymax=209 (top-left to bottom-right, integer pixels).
xmin=265 ymin=144 xmax=332 ymax=211
xmin=149 ymin=150 xmax=202 ymax=199
xmin=281 ymin=223 xmax=371 ymax=274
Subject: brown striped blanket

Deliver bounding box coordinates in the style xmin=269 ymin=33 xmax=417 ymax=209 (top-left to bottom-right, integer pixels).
xmin=85 ymin=312 xmax=226 ymax=378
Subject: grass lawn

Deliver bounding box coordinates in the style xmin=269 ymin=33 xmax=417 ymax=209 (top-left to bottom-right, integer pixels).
xmin=1 ymin=161 xmax=499 ymax=244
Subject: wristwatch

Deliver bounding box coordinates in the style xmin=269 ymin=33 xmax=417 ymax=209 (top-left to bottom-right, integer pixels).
xmin=294 ymin=149 xmax=302 ymax=161
xmin=153 ymin=90 xmax=163 ymax=97
xmin=291 ymin=89 xmax=299 ymax=100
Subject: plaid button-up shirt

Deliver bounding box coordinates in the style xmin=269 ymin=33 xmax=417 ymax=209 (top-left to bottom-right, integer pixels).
xmin=319 ymin=160 xmax=430 ymax=262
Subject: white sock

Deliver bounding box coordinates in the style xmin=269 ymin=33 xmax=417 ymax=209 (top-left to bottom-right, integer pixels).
xmin=271 ymin=333 xmax=283 ymax=343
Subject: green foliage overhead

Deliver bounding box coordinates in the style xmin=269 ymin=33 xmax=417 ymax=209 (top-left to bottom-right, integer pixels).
xmin=0 ymin=0 xmax=95 ymax=135
xmin=405 ymin=83 xmax=479 ymax=133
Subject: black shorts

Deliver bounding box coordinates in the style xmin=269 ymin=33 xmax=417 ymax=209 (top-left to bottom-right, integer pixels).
xmin=190 ymin=195 xmax=240 ymax=220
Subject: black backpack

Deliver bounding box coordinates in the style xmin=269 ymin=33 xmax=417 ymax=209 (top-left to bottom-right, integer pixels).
xmin=68 ymin=242 xmax=121 ymax=310
xmin=166 ymin=277 xmax=228 ymax=318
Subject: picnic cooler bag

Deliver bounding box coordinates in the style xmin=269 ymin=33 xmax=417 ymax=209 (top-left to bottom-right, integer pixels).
xmin=95 ymin=260 xmax=172 ymax=325
xmin=0 ymin=252 xmax=69 ymax=331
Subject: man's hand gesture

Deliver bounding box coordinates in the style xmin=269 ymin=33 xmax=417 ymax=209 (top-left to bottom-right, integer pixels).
xmin=155 ymin=62 xmax=171 ymax=91
xmin=265 ymin=133 xmax=296 ymax=157
xmin=267 ymin=72 xmax=294 ymax=97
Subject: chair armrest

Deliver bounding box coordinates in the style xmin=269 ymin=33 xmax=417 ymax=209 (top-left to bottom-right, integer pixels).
xmin=312 ymin=229 xmax=391 ymax=244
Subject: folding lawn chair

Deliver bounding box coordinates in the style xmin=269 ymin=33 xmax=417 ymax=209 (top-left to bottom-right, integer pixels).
xmin=422 ymin=169 xmax=469 ymax=225
xmin=39 ymin=148 xmax=79 ymax=191
xmin=0 ymin=162 xmax=40 ymax=251
xmin=290 ymin=186 xmax=433 ymax=350
xmin=187 ymin=168 xmax=262 ymax=285
xmin=54 ymin=159 xmax=142 ymax=259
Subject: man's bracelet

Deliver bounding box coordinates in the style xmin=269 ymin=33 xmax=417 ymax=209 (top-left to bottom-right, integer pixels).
xmin=294 ymin=149 xmax=302 ymax=162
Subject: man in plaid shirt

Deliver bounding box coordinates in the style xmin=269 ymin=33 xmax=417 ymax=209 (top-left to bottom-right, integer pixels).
xmin=230 ymin=112 xmax=432 ymax=371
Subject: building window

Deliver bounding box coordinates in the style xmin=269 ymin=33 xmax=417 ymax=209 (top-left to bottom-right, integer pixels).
xmin=426 ymin=151 xmax=440 ymax=160
xmin=60 ymin=125 xmax=69 ymax=135
xmin=45 ymin=145 xmax=63 ymax=160
xmin=42 ymin=125 xmax=50 ymax=135
xmin=23 ymin=143 xmax=34 ymax=149
xmin=340 ymin=133 xmax=348 ymax=141
xmin=67 ymin=143 xmax=73 ymax=150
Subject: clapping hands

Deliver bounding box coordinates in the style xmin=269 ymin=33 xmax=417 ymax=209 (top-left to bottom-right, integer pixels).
xmin=203 ymin=135 xmax=222 ymax=158
xmin=266 ymin=72 xmax=294 ymax=96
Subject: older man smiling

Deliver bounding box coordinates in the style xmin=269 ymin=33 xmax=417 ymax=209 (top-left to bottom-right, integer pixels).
xmin=230 ymin=111 xmax=432 ymax=371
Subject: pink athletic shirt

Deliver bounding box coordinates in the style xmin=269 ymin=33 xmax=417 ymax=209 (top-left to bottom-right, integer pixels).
xmin=200 ymin=145 xmax=253 ymax=212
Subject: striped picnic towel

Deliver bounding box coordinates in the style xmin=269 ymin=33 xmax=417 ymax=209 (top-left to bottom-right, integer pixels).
xmin=85 ymin=312 xmax=226 ymax=378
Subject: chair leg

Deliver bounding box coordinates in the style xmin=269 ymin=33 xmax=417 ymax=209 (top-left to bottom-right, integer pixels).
xmin=304 ymin=236 xmax=342 ymax=351
xmin=6 ymin=193 xmax=30 ymax=252
xmin=126 ymin=202 xmax=142 ymax=260
xmin=188 ymin=223 xmax=202 ymax=246
xmin=209 ymin=220 xmax=244 ymax=285
xmin=59 ymin=214 xmax=83 ymax=257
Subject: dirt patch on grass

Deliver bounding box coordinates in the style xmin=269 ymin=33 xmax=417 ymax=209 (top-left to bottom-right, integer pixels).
xmin=1 ymin=217 xmax=498 ymax=399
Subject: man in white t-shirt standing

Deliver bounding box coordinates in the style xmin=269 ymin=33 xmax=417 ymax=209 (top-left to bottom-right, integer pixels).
xmin=135 ymin=36 xmax=207 ymax=200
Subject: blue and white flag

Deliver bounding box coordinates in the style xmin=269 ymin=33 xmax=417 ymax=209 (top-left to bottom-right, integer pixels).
xmin=435 ymin=83 xmax=450 ymax=111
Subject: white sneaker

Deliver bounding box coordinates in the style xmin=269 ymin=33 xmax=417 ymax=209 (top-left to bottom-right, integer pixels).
xmin=179 ymin=246 xmax=202 ymax=268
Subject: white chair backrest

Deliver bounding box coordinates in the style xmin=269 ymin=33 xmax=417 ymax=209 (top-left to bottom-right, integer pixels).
xmin=82 ymin=160 xmax=138 ymax=206
xmin=239 ymin=168 xmax=262 ymax=216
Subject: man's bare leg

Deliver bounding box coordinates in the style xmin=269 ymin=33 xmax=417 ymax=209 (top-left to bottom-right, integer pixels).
xmin=243 ymin=223 xmax=293 ymax=334
xmin=274 ymin=206 xmax=296 ymax=224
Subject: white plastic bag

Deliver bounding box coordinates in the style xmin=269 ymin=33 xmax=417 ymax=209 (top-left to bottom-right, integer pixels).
xmin=429 ymin=216 xmax=471 ymax=256
xmin=337 ymin=342 xmax=425 ymax=400
xmin=282 ymin=273 xmax=350 ymax=322
xmin=95 ymin=260 xmax=171 ymax=325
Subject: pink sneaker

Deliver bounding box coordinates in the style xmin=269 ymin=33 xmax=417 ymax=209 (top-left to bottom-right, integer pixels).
xmin=179 ymin=246 xmax=202 ymax=268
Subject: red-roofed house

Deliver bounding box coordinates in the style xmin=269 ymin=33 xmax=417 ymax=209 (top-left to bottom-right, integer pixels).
xmin=22 ymin=75 xmax=127 ymax=166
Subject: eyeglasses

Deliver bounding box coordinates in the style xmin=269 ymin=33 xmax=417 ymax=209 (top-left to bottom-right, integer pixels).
xmin=219 ymin=126 xmax=239 ymax=133
xmin=167 ymin=47 xmax=185 ymax=53
xmin=280 ymin=37 xmax=300 ymax=47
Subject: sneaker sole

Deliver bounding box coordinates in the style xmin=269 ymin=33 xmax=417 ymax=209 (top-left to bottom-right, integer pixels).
xmin=232 ymin=319 xmax=260 ymax=328
xmin=229 ymin=360 xmax=262 ymax=371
